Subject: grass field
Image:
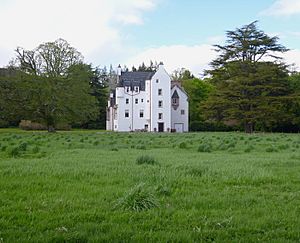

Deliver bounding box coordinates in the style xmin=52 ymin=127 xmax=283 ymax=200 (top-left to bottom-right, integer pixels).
xmin=1 ymin=129 xmax=300 ymax=242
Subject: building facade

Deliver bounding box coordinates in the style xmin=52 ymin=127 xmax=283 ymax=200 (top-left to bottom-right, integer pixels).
xmin=106 ymin=63 xmax=188 ymax=132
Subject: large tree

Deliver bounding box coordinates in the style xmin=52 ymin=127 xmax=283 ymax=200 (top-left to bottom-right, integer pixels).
xmin=14 ymin=38 xmax=83 ymax=77
xmin=203 ymin=21 xmax=293 ymax=133
xmin=2 ymin=40 xmax=99 ymax=132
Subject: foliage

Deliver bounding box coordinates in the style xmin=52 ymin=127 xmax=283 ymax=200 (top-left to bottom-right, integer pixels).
xmin=204 ymin=21 xmax=296 ymax=133
xmin=182 ymin=78 xmax=214 ymax=124
xmin=1 ymin=40 xmax=100 ymax=132
xmin=14 ymin=38 xmax=83 ymax=77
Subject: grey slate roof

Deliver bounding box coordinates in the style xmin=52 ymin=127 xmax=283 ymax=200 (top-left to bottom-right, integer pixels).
xmin=118 ymin=71 xmax=155 ymax=91
xmin=171 ymin=90 xmax=179 ymax=98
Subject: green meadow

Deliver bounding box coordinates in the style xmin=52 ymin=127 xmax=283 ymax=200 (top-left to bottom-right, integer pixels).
xmin=1 ymin=129 xmax=300 ymax=242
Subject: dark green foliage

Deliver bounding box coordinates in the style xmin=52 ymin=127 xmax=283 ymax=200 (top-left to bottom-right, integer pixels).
xmin=203 ymin=21 xmax=296 ymax=133
xmin=114 ymin=183 xmax=159 ymax=211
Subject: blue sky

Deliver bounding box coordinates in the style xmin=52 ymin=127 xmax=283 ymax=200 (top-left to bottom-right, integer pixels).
xmin=1 ymin=0 xmax=300 ymax=75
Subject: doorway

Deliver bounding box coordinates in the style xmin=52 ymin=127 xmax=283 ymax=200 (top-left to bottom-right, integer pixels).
xmin=158 ymin=122 xmax=164 ymax=132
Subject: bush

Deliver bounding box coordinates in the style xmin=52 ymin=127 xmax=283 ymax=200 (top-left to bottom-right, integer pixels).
xmin=114 ymin=183 xmax=159 ymax=211
xmin=136 ymin=155 xmax=158 ymax=165
xmin=19 ymin=120 xmax=47 ymax=130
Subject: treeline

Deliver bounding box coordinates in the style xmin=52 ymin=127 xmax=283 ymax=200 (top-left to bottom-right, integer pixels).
xmin=0 ymin=22 xmax=300 ymax=133
xmin=0 ymin=39 xmax=112 ymax=131
xmin=181 ymin=21 xmax=300 ymax=133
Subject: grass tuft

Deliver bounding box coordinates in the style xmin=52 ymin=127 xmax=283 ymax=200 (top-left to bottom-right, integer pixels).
xmin=136 ymin=155 xmax=158 ymax=165
xmin=198 ymin=144 xmax=212 ymax=153
xmin=114 ymin=183 xmax=159 ymax=211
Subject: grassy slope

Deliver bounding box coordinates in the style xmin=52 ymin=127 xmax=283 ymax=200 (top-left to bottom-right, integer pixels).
xmin=0 ymin=129 xmax=300 ymax=242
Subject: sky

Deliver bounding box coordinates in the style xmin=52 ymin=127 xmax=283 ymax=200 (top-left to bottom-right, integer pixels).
xmin=1 ymin=0 xmax=300 ymax=76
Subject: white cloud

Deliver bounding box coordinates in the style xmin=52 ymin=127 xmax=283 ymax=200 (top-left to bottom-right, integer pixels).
xmin=125 ymin=44 xmax=217 ymax=77
xmin=282 ymin=49 xmax=300 ymax=71
xmin=0 ymin=0 xmax=157 ymax=67
xmin=260 ymin=0 xmax=300 ymax=16
xmin=125 ymin=44 xmax=300 ymax=77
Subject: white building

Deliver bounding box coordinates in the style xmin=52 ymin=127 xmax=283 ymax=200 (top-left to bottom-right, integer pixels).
xmin=106 ymin=63 xmax=189 ymax=132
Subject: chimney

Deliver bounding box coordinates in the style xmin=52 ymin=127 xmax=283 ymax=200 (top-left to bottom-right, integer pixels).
xmin=117 ymin=64 xmax=122 ymax=76
xmin=158 ymin=61 xmax=164 ymax=69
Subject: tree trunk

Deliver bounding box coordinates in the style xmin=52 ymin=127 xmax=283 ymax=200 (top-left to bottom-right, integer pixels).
xmin=244 ymin=122 xmax=254 ymax=133
xmin=47 ymin=125 xmax=56 ymax=133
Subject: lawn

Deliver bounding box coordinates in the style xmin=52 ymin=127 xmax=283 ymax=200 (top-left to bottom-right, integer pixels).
xmin=0 ymin=129 xmax=300 ymax=242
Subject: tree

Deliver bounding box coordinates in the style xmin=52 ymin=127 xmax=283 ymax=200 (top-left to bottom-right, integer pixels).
xmin=203 ymin=21 xmax=293 ymax=133
xmin=181 ymin=77 xmax=213 ymax=128
xmin=7 ymin=40 xmax=98 ymax=132
xmin=172 ymin=68 xmax=194 ymax=82
xmin=86 ymin=65 xmax=109 ymax=129
xmin=14 ymin=38 xmax=83 ymax=77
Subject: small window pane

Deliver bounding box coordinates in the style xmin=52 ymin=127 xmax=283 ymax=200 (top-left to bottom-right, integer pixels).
xmin=125 ymin=110 xmax=129 ymax=118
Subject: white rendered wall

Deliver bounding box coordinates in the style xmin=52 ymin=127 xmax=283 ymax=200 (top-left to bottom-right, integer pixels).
xmin=150 ymin=64 xmax=171 ymax=132
xmin=115 ymin=87 xmax=149 ymax=131
xmin=171 ymin=86 xmax=189 ymax=132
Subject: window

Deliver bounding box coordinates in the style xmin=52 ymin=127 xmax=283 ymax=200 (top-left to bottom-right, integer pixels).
xmin=126 ymin=98 xmax=129 ymax=104
xmin=125 ymin=110 xmax=129 ymax=118
xmin=135 ymin=98 xmax=138 ymax=104
xmin=158 ymin=100 xmax=163 ymax=108
xmin=158 ymin=113 xmax=163 ymax=120
xmin=140 ymin=110 xmax=144 ymax=118
xmin=172 ymin=98 xmax=179 ymax=105
xmin=134 ymin=86 xmax=139 ymax=92
xmin=181 ymin=109 xmax=185 ymax=115
xmin=141 ymin=99 xmax=144 ymax=103
xmin=126 ymin=87 xmax=129 ymax=92
xmin=158 ymin=89 xmax=162 ymax=95
xmin=156 ymin=79 xmax=159 ymax=83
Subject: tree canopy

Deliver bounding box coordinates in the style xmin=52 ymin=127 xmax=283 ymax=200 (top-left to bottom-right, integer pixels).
xmin=203 ymin=21 xmax=297 ymax=133
xmin=0 ymin=40 xmax=101 ymax=131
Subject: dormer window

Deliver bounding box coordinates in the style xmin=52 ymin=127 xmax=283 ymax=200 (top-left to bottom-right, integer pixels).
xmin=126 ymin=87 xmax=130 ymax=92
xmin=172 ymin=90 xmax=179 ymax=110
xmin=172 ymin=98 xmax=179 ymax=105
xmin=134 ymin=86 xmax=139 ymax=92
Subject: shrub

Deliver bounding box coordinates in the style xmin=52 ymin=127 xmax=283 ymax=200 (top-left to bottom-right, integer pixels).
xmin=136 ymin=155 xmax=157 ymax=165
xmin=114 ymin=183 xmax=159 ymax=211
xmin=19 ymin=120 xmax=46 ymax=130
